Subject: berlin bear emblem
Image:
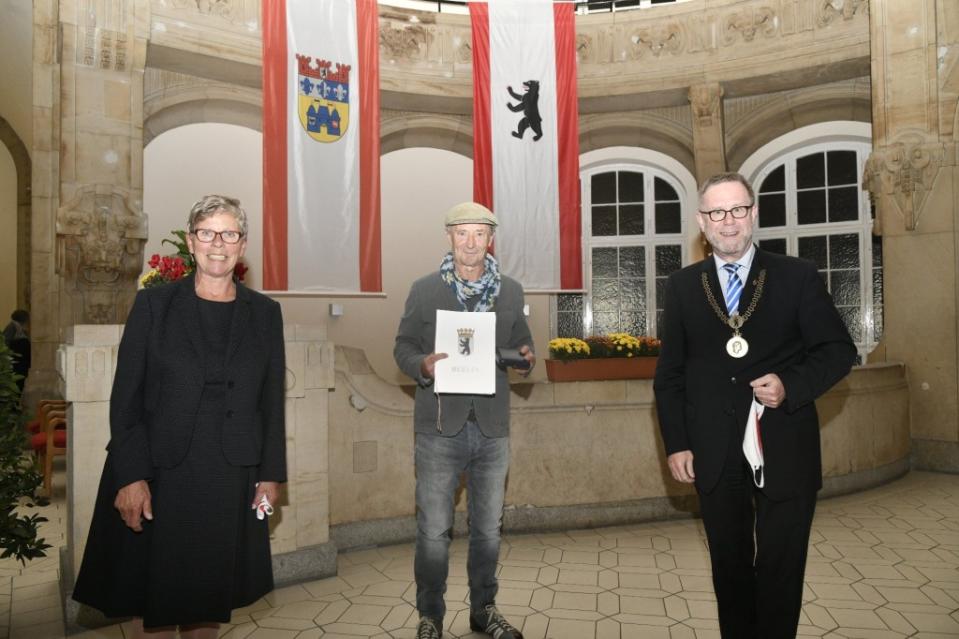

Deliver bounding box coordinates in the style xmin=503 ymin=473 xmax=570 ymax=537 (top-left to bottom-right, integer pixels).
xmin=457 ymin=328 xmax=474 ymax=356
xmin=507 ymin=80 xmax=543 ymax=141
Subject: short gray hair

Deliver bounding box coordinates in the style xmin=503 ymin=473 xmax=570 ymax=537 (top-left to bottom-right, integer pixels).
xmin=697 ymin=172 xmax=756 ymax=207
xmin=187 ymin=195 xmax=248 ymax=236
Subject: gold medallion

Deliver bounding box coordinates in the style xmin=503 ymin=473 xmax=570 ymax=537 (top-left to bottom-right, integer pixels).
xmin=702 ymin=269 xmax=766 ymax=359
xmin=726 ymin=335 xmax=749 ymax=358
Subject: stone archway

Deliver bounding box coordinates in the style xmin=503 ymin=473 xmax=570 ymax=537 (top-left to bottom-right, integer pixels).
xmin=0 ymin=115 xmax=31 ymax=310
xmin=725 ymin=79 xmax=872 ymax=171
xmin=381 ymin=112 xmax=473 ymax=158
xmin=143 ymin=68 xmax=263 ymax=146
xmin=579 ymin=111 xmax=696 ymax=178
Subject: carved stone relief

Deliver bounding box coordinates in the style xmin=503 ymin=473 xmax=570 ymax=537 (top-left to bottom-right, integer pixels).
xmin=626 ymin=22 xmax=684 ymax=58
xmin=170 ymin=0 xmax=233 ymax=18
xmin=380 ymin=22 xmax=432 ymax=61
xmin=56 ymin=187 xmax=147 ymax=324
xmin=195 ymin=0 xmax=232 ymax=17
xmin=684 ymin=13 xmax=709 ymax=54
xmin=158 ymin=0 xmax=259 ymax=28
xmin=76 ymin=26 xmax=130 ymax=71
xmin=863 ymin=132 xmax=949 ymax=231
xmin=576 ymin=33 xmax=594 ymax=64
xmin=577 ymin=26 xmax=617 ymax=64
xmin=454 ymin=37 xmax=472 ymax=65
xmin=817 ymin=0 xmax=869 ymax=27
xmin=689 ymin=84 xmax=724 ymax=127
xmin=722 ymin=6 xmax=778 ymax=44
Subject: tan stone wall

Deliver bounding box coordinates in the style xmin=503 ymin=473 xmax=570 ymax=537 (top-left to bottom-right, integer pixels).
xmin=329 ymin=348 xmax=909 ymax=528
xmin=0 ymin=148 xmax=17 ymax=316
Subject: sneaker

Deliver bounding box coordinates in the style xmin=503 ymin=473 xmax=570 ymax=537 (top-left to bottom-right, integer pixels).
xmin=469 ymin=604 xmax=524 ymax=639
xmin=416 ymin=616 xmax=442 ymax=639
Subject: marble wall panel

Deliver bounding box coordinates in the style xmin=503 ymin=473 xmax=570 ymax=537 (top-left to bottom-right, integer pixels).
xmin=882 ymin=233 xmax=959 ymax=442
xmin=66 ymin=401 xmax=110 ymax=577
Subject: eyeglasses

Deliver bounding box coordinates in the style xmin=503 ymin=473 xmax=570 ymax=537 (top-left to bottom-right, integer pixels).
xmin=192 ymin=228 xmax=244 ymax=244
xmin=698 ymin=205 xmax=753 ymax=223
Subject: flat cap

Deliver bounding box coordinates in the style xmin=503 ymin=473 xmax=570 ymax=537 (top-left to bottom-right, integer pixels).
xmin=444 ymin=201 xmax=498 ymax=227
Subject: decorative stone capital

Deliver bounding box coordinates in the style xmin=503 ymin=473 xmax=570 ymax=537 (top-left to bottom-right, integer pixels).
xmin=863 ymin=132 xmax=952 ymax=231
xmin=688 ymin=83 xmax=724 ymax=128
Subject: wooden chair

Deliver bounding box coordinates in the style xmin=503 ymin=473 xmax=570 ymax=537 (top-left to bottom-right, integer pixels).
xmin=30 ymin=406 xmax=69 ymax=497
xmin=26 ymin=400 xmax=68 ymax=434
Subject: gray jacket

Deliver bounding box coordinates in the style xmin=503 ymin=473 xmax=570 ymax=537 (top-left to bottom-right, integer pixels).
xmin=394 ymin=271 xmax=533 ymax=437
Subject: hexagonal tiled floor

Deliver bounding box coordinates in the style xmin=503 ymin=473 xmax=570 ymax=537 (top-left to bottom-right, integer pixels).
xmin=4 ymin=469 xmax=959 ymax=638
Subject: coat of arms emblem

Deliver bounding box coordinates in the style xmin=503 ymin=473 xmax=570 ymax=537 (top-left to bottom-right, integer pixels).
xmin=296 ymin=54 xmax=351 ymax=143
xmin=457 ymin=328 xmax=475 ymax=356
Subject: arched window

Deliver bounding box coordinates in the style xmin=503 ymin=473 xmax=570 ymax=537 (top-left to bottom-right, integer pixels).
xmin=557 ymin=161 xmax=689 ymax=338
xmin=750 ymin=139 xmax=880 ymax=358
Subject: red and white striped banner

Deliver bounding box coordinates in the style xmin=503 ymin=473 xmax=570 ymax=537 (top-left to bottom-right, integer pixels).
xmin=262 ymin=0 xmax=381 ymax=292
xmin=470 ymin=1 xmax=582 ymax=291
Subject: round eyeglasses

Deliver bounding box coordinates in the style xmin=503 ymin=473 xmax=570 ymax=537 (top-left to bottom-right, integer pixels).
xmin=698 ymin=205 xmax=753 ymax=223
xmin=192 ymin=229 xmax=244 ymax=244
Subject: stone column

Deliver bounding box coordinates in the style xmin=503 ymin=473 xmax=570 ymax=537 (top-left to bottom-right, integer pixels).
xmin=269 ymin=325 xmax=338 ymax=585
xmin=864 ymin=0 xmax=959 ymax=470
xmin=687 ymin=82 xmax=727 ymax=183
xmin=57 ymin=326 xmax=119 ymax=590
xmin=688 ymin=82 xmax=726 ymax=261
xmin=30 ymin=0 xmax=150 ymax=405
xmin=30 ymin=0 xmax=64 ymax=406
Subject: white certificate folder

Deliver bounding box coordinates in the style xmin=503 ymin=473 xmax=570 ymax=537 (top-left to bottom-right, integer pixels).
xmin=434 ymin=310 xmax=496 ymax=395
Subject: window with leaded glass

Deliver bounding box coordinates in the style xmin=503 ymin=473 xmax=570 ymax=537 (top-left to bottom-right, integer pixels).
xmin=751 ymin=142 xmax=881 ymax=357
xmin=556 ymin=167 xmax=686 ymax=338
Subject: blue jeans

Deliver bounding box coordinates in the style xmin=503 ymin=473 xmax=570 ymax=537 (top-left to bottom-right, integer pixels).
xmin=414 ymin=421 xmax=510 ymax=622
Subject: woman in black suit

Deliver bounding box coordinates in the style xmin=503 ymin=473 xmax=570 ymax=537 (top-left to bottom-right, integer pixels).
xmin=73 ymin=195 xmax=287 ymax=638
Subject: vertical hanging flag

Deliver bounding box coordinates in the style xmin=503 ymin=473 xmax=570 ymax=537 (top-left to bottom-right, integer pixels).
xmin=263 ymin=0 xmax=381 ymax=292
xmin=471 ymin=1 xmax=582 ymax=291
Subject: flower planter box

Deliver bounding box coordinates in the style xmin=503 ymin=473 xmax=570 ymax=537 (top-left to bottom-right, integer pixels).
xmin=545 ymin=356 xmax=659 ymax=382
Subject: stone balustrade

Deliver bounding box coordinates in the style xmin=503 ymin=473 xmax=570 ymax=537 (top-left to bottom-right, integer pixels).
xmin=328 ymin=346 xmax=910 ymax=550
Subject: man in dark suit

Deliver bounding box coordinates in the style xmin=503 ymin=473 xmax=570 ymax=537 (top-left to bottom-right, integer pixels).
xmin=654 ymin=172 xmax=856 ymax=638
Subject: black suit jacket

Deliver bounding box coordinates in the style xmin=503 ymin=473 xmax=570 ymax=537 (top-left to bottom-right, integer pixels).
xmin=654 ymin=248 xmax=856 ymax=500
xmin=107 ymin=275 xmax=287 ymax=489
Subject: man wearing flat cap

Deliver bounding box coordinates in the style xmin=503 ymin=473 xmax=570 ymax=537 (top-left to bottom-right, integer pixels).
xmin=395 ymin=202 xmax=534 ymax=639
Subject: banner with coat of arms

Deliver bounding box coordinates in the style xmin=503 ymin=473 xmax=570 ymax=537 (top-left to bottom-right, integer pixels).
xmin=263 ymin=0 xmax=381 ymax=292
xmin=297 ymin=56 xmax=351 ymax=143
xmin=470 ymin=1 xmax=582 ymax=292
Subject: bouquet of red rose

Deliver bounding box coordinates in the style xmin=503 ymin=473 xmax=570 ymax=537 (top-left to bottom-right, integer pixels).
xmin=140 ymin=230 xmax=248 ymax=288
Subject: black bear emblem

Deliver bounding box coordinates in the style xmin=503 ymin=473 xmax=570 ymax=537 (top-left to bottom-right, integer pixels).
xmin=507 ymin=80 xmax=543 ymax=141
